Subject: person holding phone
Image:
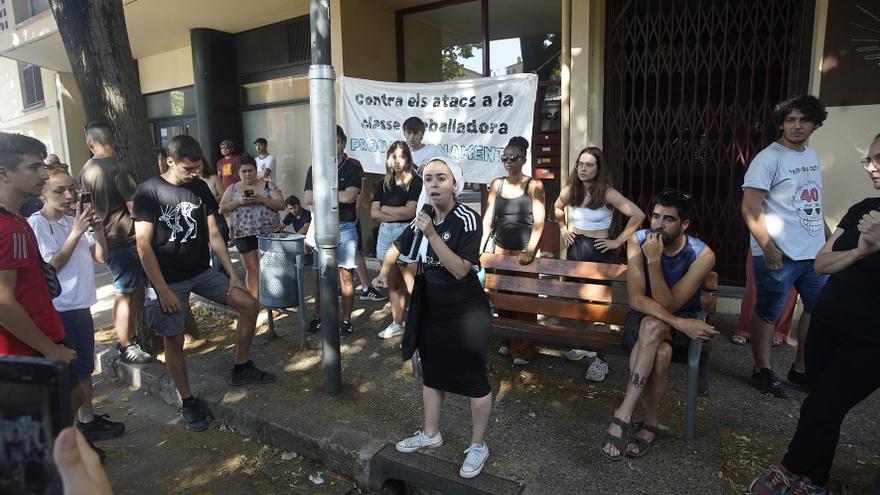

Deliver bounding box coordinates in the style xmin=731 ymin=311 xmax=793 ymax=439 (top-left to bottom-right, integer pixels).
xmin=29 ymin=166 xmax=126 ymax=444
xmin=219 ymin=152 xmax=285 ymax=299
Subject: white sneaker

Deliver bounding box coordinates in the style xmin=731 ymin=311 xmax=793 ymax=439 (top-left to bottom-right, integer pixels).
xmin=565 ymin=349 xmax=597 ymax=361
xmin=378 ymin=322 xmax=405 ymax=339
xmin=459 ymin=442 xmax=489 ymax=478
xmin=586 ymin=358 xmax=609 ymax=382
xmin=395 ymin=431 xmax=443 ymax=453
xmin=513 ymin=358 xmax=531 ymax=365
xmin=497 ymin=345 xmax=510 ymax=356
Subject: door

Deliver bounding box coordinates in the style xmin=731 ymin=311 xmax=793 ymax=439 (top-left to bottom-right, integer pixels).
xmin=603 ymin=0 xmax=815 ymax=284
xmin=152 ymin=116 xmax=199 ymax=150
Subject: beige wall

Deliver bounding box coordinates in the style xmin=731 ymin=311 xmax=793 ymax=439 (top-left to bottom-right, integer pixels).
xmin=138 ymin=46 xmax=195 ymax=94
xmin=55 ymin=72 xmax=89 ymax=172
xmin=567 ymin=0 xmax=604 ymax=161
xmin=813 ymin=105 xmax=880 ymax=227
xmin=339 ymin=0 xmax=396 ymax=81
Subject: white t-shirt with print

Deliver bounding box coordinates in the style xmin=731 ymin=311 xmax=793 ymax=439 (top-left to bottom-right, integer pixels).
xmin=27 ymin=213 xmax=98 ymax=312
xmin=256 ymin=154 xmax=276 ymax=183
xmin=742 ymin=141 xmax=825 ymax=260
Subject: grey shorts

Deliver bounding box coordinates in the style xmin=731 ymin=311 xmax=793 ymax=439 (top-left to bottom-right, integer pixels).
xmin=145 ymin=269 xmax=229 ymax=337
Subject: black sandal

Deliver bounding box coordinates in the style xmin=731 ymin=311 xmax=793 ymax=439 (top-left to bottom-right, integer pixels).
xmin=600 ymin=416 xmax=632 ymax=461
xmin=626 ymin=421 xmax=660 ymax=458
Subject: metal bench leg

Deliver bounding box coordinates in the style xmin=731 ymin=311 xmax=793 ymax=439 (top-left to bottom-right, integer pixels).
xmin=686 ymin=339 xmax=702 ymax=441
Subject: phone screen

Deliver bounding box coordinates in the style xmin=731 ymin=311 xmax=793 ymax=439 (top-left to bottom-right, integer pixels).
xmin=78 ymin=192 xmax=92 ymax=209
xmin=0 ymin=357 xmax=72 ymax=494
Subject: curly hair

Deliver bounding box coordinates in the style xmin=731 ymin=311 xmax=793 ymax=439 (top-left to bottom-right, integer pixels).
xmin=773 ymin=95 xmax=827 ymax=130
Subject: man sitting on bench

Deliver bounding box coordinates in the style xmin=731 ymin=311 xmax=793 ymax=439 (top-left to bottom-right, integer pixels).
xmin=601 ymin=189 xmax=718 ymax=460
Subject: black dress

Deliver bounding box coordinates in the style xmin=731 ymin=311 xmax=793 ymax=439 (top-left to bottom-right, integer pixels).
xmin=394 ymin=203 xmax=492 ymax=398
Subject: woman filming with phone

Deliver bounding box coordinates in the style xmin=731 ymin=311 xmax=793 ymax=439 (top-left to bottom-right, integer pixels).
xmin=219 ymin=153 xmax=285 ymax=299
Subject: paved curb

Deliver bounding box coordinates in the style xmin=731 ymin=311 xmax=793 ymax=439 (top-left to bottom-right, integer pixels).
xmin=94 ymin=333 xmax=386 ymax=488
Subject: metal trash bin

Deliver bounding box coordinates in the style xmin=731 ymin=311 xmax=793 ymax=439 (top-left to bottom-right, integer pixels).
xmin=258 ymin=233 xmax=305 ymax=308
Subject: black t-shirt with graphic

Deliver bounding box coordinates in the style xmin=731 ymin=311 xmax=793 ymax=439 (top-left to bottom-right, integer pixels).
xmin=393 ymin=202 xmax=482 ymax=286
xmin=131 ymin=176 xmax=220 ymax=284
xmin=304 ymin=156 xmax=363 ymax=223
xmin=282 ymin=209 xmax=312 ymax=232
xmin=372 ymin=175 xmax=423 ymax=223
xmin=812 ymin=197 xmax=880 ymax=344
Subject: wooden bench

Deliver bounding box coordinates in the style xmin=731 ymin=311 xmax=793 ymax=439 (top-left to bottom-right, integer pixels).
xmin=480 ymin=253 xmax=718 ymax=440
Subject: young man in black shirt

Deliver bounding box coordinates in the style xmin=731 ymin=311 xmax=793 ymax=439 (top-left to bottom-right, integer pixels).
xmin=279 ymin=195 xmax=311 ymax=235
xmin=132 ymin=135 xmax=275 ymax=432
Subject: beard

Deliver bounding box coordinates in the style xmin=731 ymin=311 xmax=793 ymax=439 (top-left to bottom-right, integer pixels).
xmin=652 ymin=227 xmax=682 ymax=244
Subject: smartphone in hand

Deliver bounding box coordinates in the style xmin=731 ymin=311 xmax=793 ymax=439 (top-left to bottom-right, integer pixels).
xmin=0 ymin=356 xmax=73 ymax=494
xmin=78 ymin=191 xmax=92 ymax=210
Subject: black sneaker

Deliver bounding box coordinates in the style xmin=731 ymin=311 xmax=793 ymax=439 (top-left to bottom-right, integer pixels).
xmin=181 ymin=399 xmax=208 ymax=432
xmin=86 ymin=438 xmax=106 ymax=464
xmin=787 ymin=364 xmax=810 ymax=389
xmin=230 ymin=361 xmax=277 ymax=386
xmin=340 ymin=320 xmax=353 ymax=339
xmin=115 ymin=341 xmax=153 ymax=364
xmin=306 ymin=315 xmax=322 ymax=335
xmin=359 ymin=287 xmax=388 ymax=302
xmin=751 ymin=368 xmax=792 ymax=398
xmin=77 ymin=414 xmax=125 ymax=442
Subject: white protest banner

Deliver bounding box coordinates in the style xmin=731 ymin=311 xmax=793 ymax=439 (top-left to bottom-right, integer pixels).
xmin=339 ymin=74 xmax=538 ymax=184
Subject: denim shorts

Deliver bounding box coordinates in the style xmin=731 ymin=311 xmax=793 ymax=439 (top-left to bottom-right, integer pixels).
xmin=145 ymin=269 xmax=230 ymax=337
xmin=106 ymin=241 xmax=143 ymax=294
xmin=59 ymin=309 xmax=95 ymax=379
xmin=337 ymin=221 xmax=358 ymax=269
xmin=376 ymin=222 xmax=414 ymax=263
xmin=753 ymin=256 xmax=828 ymax=323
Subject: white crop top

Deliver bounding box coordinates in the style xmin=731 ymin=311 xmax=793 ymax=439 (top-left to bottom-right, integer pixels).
xmin=571 ymin=205 xmax=613 ymax=230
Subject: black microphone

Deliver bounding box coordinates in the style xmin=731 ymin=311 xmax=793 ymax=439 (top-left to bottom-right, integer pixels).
xmin=408 ymin=204 xmax=436 ymax=260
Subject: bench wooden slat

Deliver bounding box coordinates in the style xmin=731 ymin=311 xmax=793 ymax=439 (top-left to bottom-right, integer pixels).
xmin=484 ymin=274 xmax=629 ymax=304
xmin=488 ymin=293 xmax=629 ymax=324
xmin=492 ymin=318 xmax=628 ymax=354
xmin=481 ymin=253 xmax=627 ymax=281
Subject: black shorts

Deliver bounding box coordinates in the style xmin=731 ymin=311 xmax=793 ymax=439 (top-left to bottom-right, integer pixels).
xmin=622 ymin=311 xmax=705 ymax=353
xmin=235 ymin=235 xmax=258 ymax=254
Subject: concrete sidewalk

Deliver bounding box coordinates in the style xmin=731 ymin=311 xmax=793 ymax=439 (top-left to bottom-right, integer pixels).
xmin=89 ymin=262 xmax=880 ymax=494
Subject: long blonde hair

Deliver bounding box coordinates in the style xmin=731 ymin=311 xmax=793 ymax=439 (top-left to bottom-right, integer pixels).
xmin=383 ymin=141 xmax=415 ymax=190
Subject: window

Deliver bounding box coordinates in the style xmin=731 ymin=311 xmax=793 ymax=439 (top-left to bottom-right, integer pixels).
xmin=12 ymin=0 xmax=50 ymax=24
xmin=401 ymin=1 xmax=483 ymax=82
xmin=19 ymin=62 xmax=44 ymax=109
xmin=241 ymin=75 xmax=309 ymax=106
xmin=145 ymin=86 xmax=196 ymax=119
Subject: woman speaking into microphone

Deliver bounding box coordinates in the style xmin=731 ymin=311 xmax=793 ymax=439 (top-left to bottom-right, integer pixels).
xmin=372 ymin=156 xmax=493 ymax=479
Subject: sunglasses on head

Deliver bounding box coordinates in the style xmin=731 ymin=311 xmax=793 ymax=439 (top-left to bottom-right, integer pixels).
xmin=501 ymin=154 xmax=521 ymax=163
xmin=660 ymin=189 xmax=692 ymax=201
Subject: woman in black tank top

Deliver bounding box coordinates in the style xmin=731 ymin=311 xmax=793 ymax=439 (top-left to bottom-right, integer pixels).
xmin=480 ymin=137 xmax=546 ymax=365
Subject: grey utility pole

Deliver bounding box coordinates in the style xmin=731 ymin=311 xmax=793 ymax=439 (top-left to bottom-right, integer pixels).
xmin=309 ymin=0 xmax=342 ymax=395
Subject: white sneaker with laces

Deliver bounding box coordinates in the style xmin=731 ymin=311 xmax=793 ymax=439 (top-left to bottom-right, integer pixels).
xmin=459 ymin=442 xmax=489 ymax=478
xmin=497 ymin=345 xmax=510 ymax=356
xmin=395 ymin=431 xmax=443 ymax=453
xmin=565 ymin=348 xmax=597 ymax=361
xmin=378 ymin=322 xmax=405 ymax=339
xmin=586 ymin=358 xmax=609 ymax=382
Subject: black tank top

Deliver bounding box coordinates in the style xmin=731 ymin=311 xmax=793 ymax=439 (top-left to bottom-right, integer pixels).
xmin=493 ymin=177 xmax=533 ymax=251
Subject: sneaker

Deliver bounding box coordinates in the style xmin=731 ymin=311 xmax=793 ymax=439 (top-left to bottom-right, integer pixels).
xmin=459 ymin=442 xmax=489 ymax=479
xmin=86 ymin=438 xmax=106 ymax=464
xmin=306 ymin=315 xmax=321 ymax=335
xmin=360 ymin=287 xmax=387 ymax=302
xmin=749 ymin=464 xmax=801 ymax=495
xmin=513 ymin=358 xmax=531 ymax=365
xmin=788 ymin=478 xmax=830 ymax=495
xmin=751 ymin=368 xmax=792 ymax=398
xmin=787 ymin=364 xmax=810 ymax=389
xmin=378 ymin=322 xmax=405 ymax=339
xmin=497 ymin=345 xmax=510 ymax=356
xmin=586 ymin=358 xmax=609 ymax=382
xmin=565 ymin=349 xmax=598 ymax=361
xmin=181 ymin=399 xmax=208 ymax=432
xmin=115 ymin=341 xmax=153 ymax=364
xmin=230 ymin=361 xmax=277 ymax=386
xmin=77 ymin=414 xmax=125 ymax=442
xmin=340 ymin=320 xmax=353 ymax=339
xmin=395 ymin=431 xmax=443 ymax=453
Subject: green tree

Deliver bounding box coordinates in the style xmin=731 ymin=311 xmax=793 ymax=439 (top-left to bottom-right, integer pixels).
xmin=441 ymin=42 xmax=480 ymax=80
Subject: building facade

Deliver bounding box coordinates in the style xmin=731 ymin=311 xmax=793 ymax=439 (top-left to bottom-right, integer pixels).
xmin=1 ymin=0 xmax=876 ymax=283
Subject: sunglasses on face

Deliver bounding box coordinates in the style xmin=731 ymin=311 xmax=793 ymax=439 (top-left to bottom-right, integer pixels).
xmin=501 ymin=154 xmax=521 ymax=163
xmin=660 ymin=189 xmax=692 ymax=201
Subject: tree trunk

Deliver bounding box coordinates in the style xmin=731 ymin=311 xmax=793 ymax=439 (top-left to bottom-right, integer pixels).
xmin=50 ymin=0 xmax=200 ymax=352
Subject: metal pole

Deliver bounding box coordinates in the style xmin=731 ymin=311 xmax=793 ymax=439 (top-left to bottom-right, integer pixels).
xmin=310 ymin=0 xmax=341 ymax=395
